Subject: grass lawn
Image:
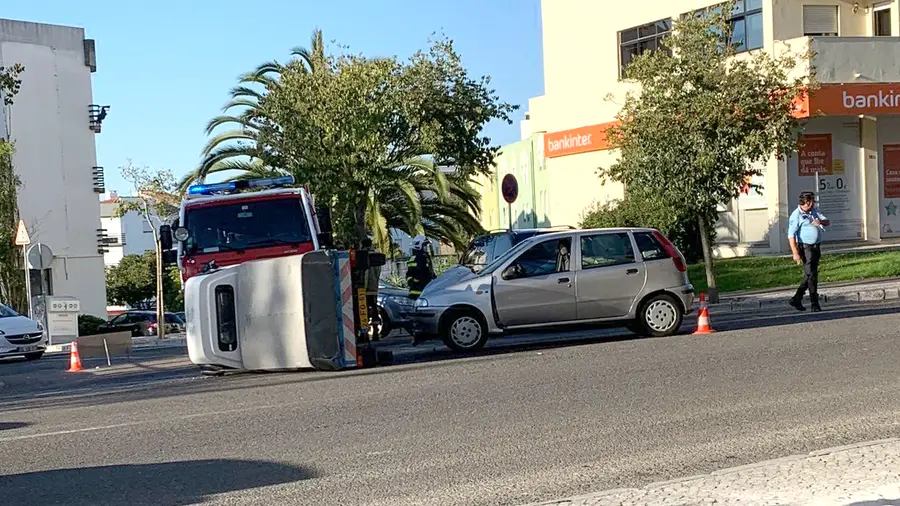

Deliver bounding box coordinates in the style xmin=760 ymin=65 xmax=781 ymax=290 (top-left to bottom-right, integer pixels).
xmin=687 ymin=250 xmax=900 ymax=294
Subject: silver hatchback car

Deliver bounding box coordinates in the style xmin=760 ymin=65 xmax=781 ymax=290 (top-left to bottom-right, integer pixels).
xmin=409 ymin=227 xmax=694 ymax=352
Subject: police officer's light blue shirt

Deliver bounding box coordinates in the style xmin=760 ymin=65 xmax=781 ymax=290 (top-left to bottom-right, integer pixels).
xmin=788 ymin=206 xmax=827 ymax=245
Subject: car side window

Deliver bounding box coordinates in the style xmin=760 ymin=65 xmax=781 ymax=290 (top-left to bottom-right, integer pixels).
xmin=633 ymin=232 xmax=670 ymax=261
xmin=109 ymin=315 xmax=126 ymax=325
xmin=580 ymin=233 xmax=635 ymax=269
xmin=513 ymin=237 xmax=572 ymax=278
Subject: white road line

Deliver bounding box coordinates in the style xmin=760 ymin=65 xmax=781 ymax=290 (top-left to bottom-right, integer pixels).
xmin=0 ymin=400 xmax=304 ymax=443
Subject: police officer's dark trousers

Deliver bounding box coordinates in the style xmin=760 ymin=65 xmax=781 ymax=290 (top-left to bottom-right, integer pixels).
xmin=792 ymin=242 xmax=821 ymax=306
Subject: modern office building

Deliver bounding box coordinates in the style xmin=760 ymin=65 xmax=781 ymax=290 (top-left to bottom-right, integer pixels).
xmin=489 ymin=0 xmax=900 ymax=256
xmin=0 ymin=19 xmax=109 ymax=317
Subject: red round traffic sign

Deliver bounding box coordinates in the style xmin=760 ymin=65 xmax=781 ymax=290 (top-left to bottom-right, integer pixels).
xmin=501 ymin=174 xmax=518 ymax=204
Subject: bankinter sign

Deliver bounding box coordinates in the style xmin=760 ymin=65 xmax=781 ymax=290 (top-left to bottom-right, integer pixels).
xmin=809 ymin=84 xmax=900 ymax=116
xmin=544 ymin=122 xmax=617 ymax=158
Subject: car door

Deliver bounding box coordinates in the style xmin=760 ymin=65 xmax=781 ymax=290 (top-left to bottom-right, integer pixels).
xmin=574 ymin=231 xmax=647 ymax=319
xmin=492 ymin=235 xmax=576 ymax=326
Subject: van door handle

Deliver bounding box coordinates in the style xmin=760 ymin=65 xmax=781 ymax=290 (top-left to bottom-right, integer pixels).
xmin=557 ymin=277 xmax=570 ymax=283
xmin=626 ymin=268 xmax=639 ymax=275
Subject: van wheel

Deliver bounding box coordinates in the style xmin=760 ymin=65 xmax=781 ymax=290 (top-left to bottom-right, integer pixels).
xmin=636 ymin=293 xmax=683 ymax=338
xmin=440 ymin=309 xmax=488 ymax=352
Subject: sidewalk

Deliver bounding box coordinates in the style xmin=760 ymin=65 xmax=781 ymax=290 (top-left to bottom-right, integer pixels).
xmin=526 ymin=439 xmax=900 ymax=506
xmin=712 ymin=278 xmax=900 ymax=313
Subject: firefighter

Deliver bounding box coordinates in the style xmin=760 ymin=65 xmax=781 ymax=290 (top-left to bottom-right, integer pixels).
xmin=406 ymin=235 xmax=435 ymax=301
xmin=361 ymin=238 xmax=383 ymax=340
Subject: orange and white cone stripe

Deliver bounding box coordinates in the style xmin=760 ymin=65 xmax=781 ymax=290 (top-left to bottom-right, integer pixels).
xmin=693 ymin=292 xmax=715 ymax=335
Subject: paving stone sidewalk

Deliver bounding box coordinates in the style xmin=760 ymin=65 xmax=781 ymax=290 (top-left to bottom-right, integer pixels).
xmin=526 ymin=439 xmax=900 ymax=506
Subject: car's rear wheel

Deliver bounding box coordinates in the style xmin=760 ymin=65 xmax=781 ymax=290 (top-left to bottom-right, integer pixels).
xmin=440 ymin=309 xmax=488 ymax=352
xmin=24 ymin=351 xmax=44 ymax=361
xmin=635 ymin=293 xmax=683 ymax=338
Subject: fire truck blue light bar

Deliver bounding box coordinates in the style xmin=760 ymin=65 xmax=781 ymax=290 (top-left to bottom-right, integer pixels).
xmin=187 ymin=175 xmax=295 ymax=195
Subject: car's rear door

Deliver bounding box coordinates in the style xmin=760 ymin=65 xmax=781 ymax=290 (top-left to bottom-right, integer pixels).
xmin=574 ymin=231 xmax=646 ymax=319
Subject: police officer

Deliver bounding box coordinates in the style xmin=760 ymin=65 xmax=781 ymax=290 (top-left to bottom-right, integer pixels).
xmin=788 ymin=191 xmax=830 ymax=312
xmin=406 ymin=235 xmax=435 ymax=300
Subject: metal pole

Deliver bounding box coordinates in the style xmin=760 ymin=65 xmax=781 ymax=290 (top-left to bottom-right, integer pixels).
xmin=23 ymin=245 xmax=31 ymax=318
xmin=508 ymin=203 xmax=513 ymax=231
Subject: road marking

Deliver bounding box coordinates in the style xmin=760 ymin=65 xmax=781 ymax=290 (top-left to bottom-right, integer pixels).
xmin=0 ymin=400 xmax=305 ymax=443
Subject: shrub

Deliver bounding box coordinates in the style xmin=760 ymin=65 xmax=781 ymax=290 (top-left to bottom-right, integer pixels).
xmin=78 ymin=314 xmax=108 ymax=337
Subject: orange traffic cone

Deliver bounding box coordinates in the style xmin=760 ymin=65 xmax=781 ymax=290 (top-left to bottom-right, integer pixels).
xmin=66 ymin=341 xmax=83 ymax=372
xmin=693 ymin=293 xmax=715 ymax=335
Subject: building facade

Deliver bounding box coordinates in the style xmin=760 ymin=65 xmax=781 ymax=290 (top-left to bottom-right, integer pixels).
xmin=99 ymin=193 xmax=160 ymax=266
xmin=0 ymin=19 xmax=108 ymax=317
xmin=511 ymin=0 xmax=900 ymax=256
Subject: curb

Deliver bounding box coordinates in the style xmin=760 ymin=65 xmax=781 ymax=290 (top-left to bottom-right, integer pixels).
xmin=521 ymin=438 xmax=900 ymax=506
xmin=45 ymin=335 xmax=187 ymax=354
xmin=710 ymin=284 xmax=900 ymax=313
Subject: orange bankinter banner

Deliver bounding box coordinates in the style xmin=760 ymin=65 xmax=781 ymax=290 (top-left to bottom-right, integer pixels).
xmin=798 ymin=134 xmax=832 ymax=177
xmin=883 ymin=144 xmax=900 ymax=199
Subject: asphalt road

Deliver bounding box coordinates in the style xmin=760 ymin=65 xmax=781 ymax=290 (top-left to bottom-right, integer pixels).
xmin=2 ymin=302 xmax=900 ymax=506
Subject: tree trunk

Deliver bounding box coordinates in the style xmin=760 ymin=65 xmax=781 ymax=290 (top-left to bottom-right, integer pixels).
xmin=354 ymin=197 xmax=368 ymax=248
xmin=152 ymin=228 xmax=166 ymax=340
xmin=697 ymin=214 xmax=718 ymax=303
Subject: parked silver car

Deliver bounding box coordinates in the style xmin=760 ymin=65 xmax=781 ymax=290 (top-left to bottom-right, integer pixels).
xmin=408 ymin=228 xmax=694 ymax=352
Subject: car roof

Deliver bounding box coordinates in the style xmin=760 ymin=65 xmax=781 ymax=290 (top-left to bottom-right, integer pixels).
xmin=519 ymin=227 xmax=658 ymax=241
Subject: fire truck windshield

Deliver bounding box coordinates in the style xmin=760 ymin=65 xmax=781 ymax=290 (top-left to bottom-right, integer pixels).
xmin=183 ymin=197 xmax=312 ymax=255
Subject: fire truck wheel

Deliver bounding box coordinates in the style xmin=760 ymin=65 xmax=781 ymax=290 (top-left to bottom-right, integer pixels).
xmin=440 ymin=309 xmax=488 ymax=352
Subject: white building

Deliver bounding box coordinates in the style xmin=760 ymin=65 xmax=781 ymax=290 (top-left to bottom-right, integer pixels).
xmin=0 ymin=19 xmax=108 ymax=318
xmin=99 ymin=192 xmax=159 ymax=266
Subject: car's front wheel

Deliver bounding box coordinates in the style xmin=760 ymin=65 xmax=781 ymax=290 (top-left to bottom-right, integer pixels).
xmin=440 ymin=309 xmax=488 ymax=352
xmin=635 ymin=293 xmax=683 ymax=338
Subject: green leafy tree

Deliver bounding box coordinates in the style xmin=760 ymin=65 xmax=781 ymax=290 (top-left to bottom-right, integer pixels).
xmin=599 ymin=3 xmax=813 ymax=302
xmin=256 ymin=34 xmax=516 ymax=247
xmin=106 ymin=251 xmax=183 ymax=311
xmin=0 ymin=63 xmax=25 ymax=311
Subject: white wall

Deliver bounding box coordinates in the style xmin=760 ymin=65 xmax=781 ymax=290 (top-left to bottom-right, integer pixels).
xmin=0 ymin=20 xmax=107 ymax=318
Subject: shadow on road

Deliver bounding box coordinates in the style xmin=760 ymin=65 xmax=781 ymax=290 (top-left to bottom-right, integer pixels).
xmin=845 ymin=499 xmax=900 ymax=506
xmin=3 ymin=459 xmax=317 ymax=506
xmin=0 ymin=421 xmax=29 ymax=431
xmin=710 ymin=303 xmax=900 ymax=333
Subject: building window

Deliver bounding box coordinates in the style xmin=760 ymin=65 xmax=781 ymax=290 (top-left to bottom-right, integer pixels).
xmin=686 ymin=0 xmax=763 ymax=52
xmin=874 ymin=2 xmax=892 ymax=36
xmin=619 ymin=18 xmax=672 ymax=78
xmin=142 ymin=220 xmax=153 ymax=233
xmin=730 ymin=0 xmax=763 ymax=51
xmin=803 ymin=5 xmax=839 ymax=36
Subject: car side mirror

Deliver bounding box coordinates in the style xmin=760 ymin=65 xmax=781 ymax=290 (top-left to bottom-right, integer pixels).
xmin=158 ymin=224 xmax=173 ymax=251
xmin=502 ymin=264 xmax=521 ymax=280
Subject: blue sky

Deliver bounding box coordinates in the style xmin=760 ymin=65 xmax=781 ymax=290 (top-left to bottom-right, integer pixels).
xmin=5 ymin=0 xmax=545 ymax=194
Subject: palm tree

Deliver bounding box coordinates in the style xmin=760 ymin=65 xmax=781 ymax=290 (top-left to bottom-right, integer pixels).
xmin=179 ymin=29 xmax=326 ymax=192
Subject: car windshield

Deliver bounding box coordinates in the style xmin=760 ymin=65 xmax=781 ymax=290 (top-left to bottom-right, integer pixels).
xmin=183 ymin=197 xmax=312 ymax=254
xmin=0 ymin=304 xmax=18 ymax=318
xmin=479 ymin=236 xmax=537 ymax=275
